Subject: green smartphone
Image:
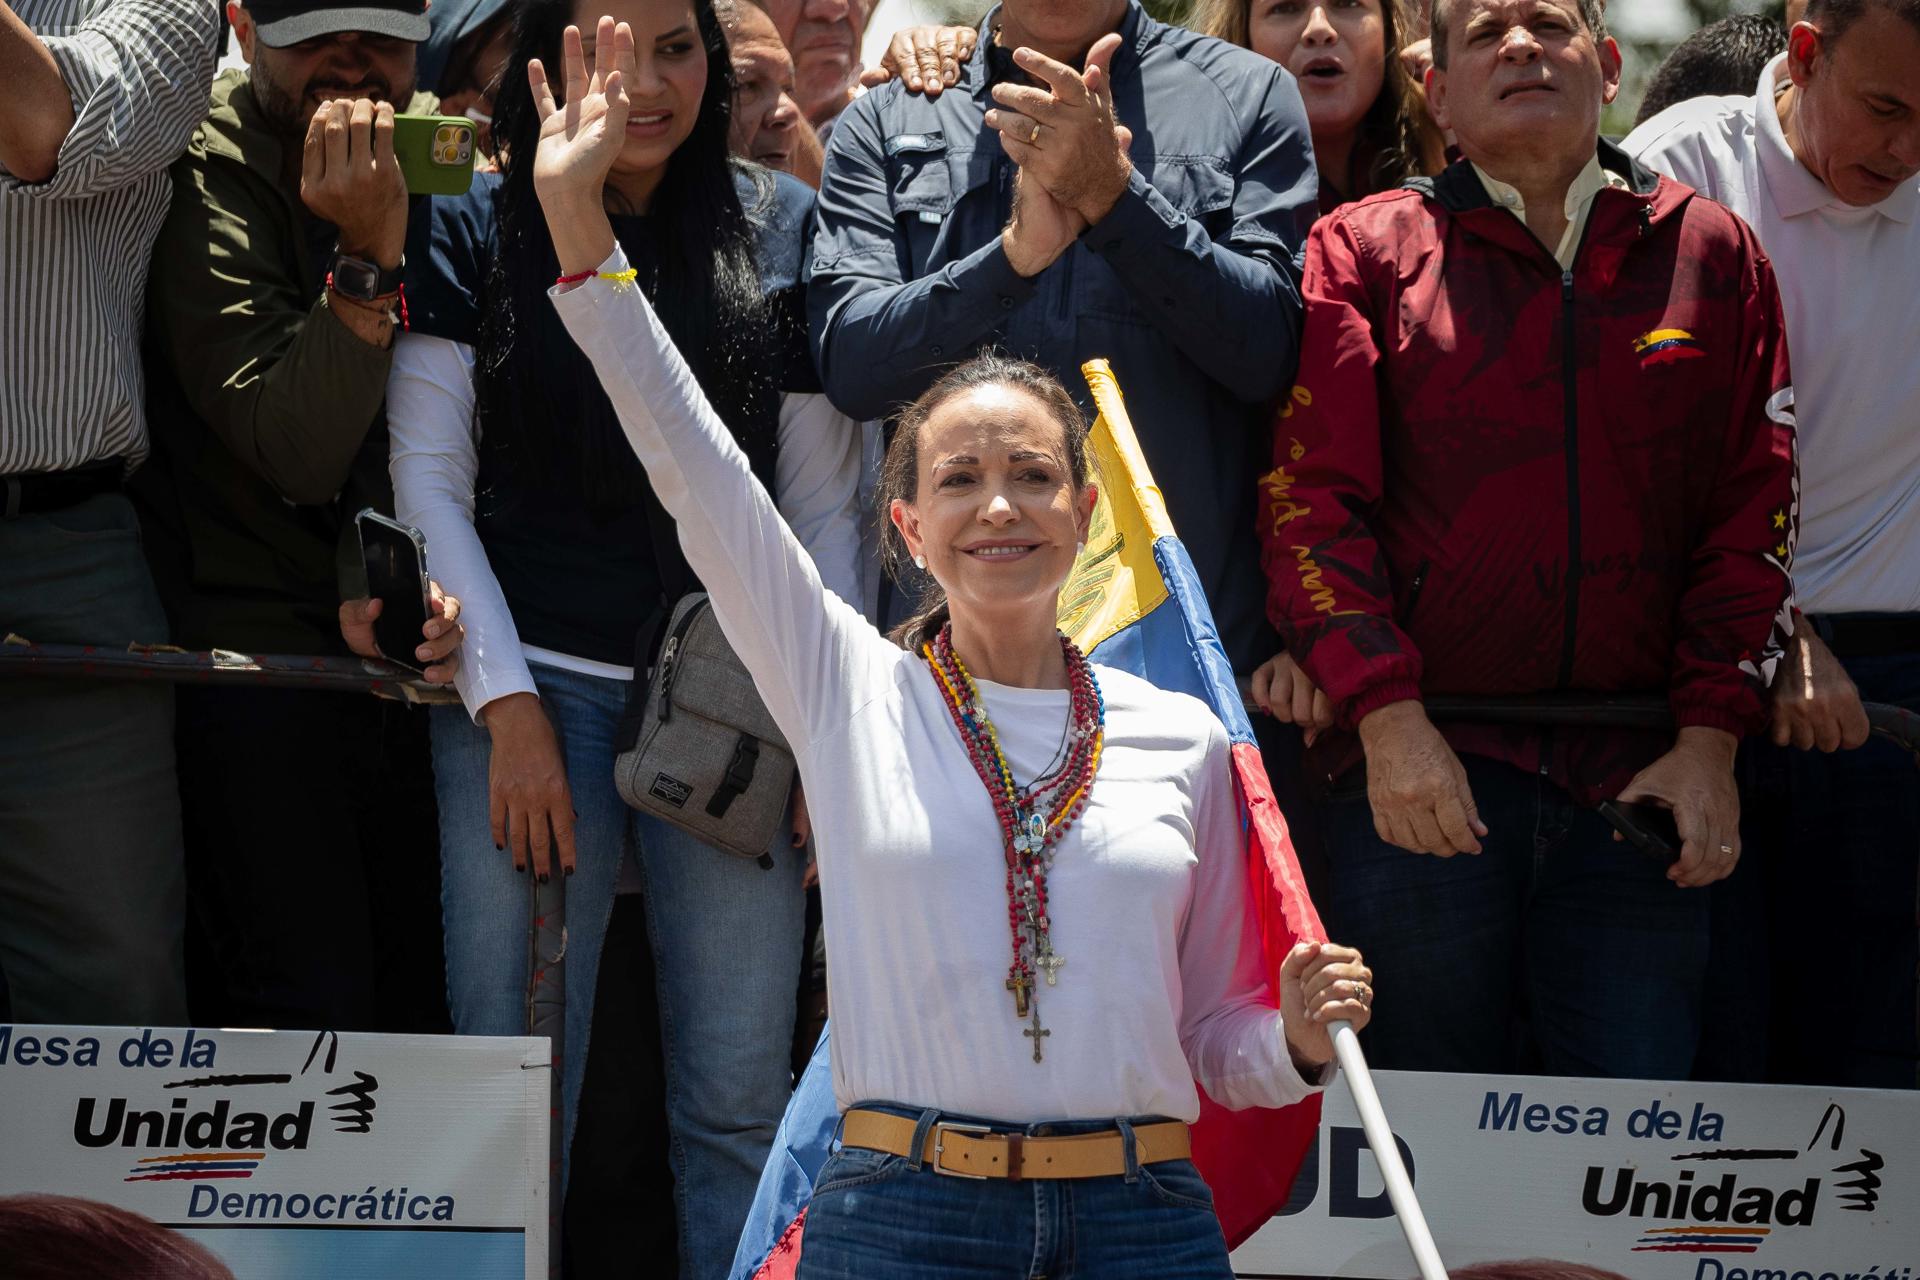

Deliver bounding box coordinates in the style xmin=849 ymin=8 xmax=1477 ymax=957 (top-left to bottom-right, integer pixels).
xmin=393 ymin=114 xmax=477 ymax=197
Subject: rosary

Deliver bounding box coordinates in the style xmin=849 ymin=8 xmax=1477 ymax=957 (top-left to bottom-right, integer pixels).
xmin=924 ymin=624 xmax=1105 ymax=1062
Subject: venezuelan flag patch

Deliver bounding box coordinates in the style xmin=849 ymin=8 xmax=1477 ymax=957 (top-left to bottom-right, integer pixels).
xmin=1634 ymin=328 xmax=1705 ymax=366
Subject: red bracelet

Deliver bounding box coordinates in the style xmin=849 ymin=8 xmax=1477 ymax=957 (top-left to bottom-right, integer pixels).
xmin=325 ymin=275 xmax=409 ymax=331
xmin=555 ymin=269 xmax=594 ymax=286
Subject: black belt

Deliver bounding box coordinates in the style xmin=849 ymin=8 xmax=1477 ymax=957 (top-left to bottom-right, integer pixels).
xmin=1812 ymin=613 xmax=1920 ymax=660
xmin=1 ymin=463 xmax=123 ymax=518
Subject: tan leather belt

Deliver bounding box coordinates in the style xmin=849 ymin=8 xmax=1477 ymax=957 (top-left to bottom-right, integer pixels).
xmin=840 ymin=1109 xmax=1190 ymax=1181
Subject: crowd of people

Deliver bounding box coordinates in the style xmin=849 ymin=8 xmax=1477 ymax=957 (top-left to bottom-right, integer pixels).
xmin=1 ymin=0 xmax=1916 ymax=1273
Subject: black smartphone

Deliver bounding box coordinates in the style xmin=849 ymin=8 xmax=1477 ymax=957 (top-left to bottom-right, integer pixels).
xmin=355 ymin=509 xmax=431 ymax=675
xmin=1596 ymin=799 xmax=1682 ymax=864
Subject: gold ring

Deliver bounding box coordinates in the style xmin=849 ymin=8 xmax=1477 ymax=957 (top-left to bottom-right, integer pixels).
xmin=1029 ymin=121 xmax=1042 ymax=144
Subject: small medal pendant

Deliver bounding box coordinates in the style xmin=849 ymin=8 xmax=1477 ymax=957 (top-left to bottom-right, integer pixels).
xmin=1027 ymin=813 xmax=1045 ymax=846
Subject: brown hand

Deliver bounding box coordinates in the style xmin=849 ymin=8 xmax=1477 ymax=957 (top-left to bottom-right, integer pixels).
xmin=301 ymin=99 xmax=407 ymax=270
xmin=985 ymin=33 xmax=1132 ymax=225
xmin=1357 ymin=700 xmax=1487 ymax=856
xmin=1616 ymin=726 xmax=1741 ymax=889
xmin=1769 ymin=630 xmax=1871 ymax=752
xmin=482 ymin=692 xmax=579 ymax=880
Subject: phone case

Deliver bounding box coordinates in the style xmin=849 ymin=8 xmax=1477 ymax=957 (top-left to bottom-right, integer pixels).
xmin=355 ymin=510 xmax=432 ymax=674
xmin=393 ymin=115 xmax=477 ymax=197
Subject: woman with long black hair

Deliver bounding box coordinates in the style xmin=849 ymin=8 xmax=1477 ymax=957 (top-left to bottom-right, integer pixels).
xmin=386 ymin=0 xmax=862 ymax=1269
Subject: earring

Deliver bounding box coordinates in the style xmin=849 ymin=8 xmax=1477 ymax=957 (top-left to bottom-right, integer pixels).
xmin=913 ymin=554 xmax=928 ymax=570
xmin=1074 ymin=541 xmax=1085 ymax=558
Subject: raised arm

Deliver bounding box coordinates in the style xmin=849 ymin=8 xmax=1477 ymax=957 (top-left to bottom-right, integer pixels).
xmin=1 ymin=0 xmax=217 ymax=194
xmin=532 ymin=19 xmax=887 ymax=745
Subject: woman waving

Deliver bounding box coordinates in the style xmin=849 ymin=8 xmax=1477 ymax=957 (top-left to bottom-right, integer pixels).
xmin=531 ymin=19 xmax=1374 ymax=1277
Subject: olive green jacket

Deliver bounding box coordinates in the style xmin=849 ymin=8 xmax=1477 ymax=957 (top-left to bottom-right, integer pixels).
xmin=135 ymin=69 xmax=436 ymax=653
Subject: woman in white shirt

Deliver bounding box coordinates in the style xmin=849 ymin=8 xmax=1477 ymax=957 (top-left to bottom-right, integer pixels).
xmin=529 ymin=18 xmax=1376 ymax=1278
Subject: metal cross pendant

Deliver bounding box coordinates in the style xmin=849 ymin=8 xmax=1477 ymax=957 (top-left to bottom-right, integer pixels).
xmin=1006 ymin=973 xmax=1033 ymax=1018
xmin=1024 ymin=1007 xmax=1050 ymax=1063
xmin=1037 ymin=950 xmax=1066 ymax=987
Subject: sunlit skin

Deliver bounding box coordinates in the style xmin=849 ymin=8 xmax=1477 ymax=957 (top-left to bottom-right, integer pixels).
xmin=1779 ymin=9 xmax=1920 ymax=208
xmin=229 ymin=2 xmax=418 ymax=137
xmin=1248 ymin=0 xmax=1387 ymax=195
xmin=575 ymin=0 xmax=706 ymax=211
xmin=888 ymin=386 xmax=1097 ymax=689
xmin=1426 ymin=0 xmax=1619 ymax=245
xmin=726 ymin=2 xmax=805 ymax=170
xmin=758 ymin=0 xmax=872 ymax=125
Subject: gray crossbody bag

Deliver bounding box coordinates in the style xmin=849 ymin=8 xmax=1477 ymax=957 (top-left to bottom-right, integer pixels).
xmin=613 ymin=593 xmax=794 ymax=868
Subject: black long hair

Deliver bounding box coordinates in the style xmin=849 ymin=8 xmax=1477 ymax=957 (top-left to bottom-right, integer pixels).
xmin=477 ymin=0 xmax=777 ymax=514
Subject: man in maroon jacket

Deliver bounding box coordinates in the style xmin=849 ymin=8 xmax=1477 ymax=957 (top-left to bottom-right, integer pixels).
xmin=1258 ymin=0 xmax=1799 ymax=1078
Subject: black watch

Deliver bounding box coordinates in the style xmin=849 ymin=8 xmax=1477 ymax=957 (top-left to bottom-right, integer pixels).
xmin=328 ymin=249 xmax=405 ymax=301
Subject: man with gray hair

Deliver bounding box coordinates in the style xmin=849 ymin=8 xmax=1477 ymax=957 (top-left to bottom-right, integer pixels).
xmin=1628 ymin=0 xmax=1920 ymax=1089
xmin=1262 ymin=0 xmax=1799 ymax=1078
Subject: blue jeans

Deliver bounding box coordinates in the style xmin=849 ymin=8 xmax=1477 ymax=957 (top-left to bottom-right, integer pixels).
xmin=797 ymin=1104 xmax=1233 ymax=1280
xmin=1321 ymin=754 xmax=1710 ymax=1078
xmin=431 ymin=662 xmax=805 ymax=1277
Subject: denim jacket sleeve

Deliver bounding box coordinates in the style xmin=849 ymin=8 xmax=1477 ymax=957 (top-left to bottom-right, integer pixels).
xmin=1080 ymin=66 xmax=1318 ymax=404
xmin=807 ymin=92 xmax=1040 ymax=422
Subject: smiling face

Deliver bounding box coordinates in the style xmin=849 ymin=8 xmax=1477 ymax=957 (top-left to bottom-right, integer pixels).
xmin=1427 ymin=0 xmax=1619 ymax=174
xmin=889 ymin=384 xmax=1096 ymax=624
xmin=1785 ymin=9 xmax=1920 ymax=207
xmin=1250 ymin=0 xmax=1388 ymax=150
xmin=575 ymin=0 xmax=709 ymax=187
xmin=726 ymin=3 xmax=804 ymax=170
xmin=758 ymin=0 xmax=871 ymax=125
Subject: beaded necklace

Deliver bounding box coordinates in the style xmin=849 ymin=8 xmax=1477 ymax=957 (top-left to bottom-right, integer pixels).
xmin=923 ymin=623 xmax=1105 ymax=1062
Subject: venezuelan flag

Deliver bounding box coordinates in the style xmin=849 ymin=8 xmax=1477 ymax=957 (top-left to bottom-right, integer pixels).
xmin=729 ymin=361 xmax=1326 ymax=1280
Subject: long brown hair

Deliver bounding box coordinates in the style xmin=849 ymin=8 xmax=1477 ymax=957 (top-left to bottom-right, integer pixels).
xmin=877 ymin=355 xmax=1094 ymax=652
xmin=1194 ymin=0 xmax=1443 ymax=199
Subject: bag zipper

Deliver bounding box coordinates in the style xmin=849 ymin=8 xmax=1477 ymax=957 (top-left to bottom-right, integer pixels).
xmin=655 ymin=599 xmax=708 ymax=722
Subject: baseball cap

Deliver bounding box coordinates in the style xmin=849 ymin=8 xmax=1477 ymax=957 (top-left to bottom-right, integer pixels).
xmin=245 ymin=0 xmax=432 ymax=48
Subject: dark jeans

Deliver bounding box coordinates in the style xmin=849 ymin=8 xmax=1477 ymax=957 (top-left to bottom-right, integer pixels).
xmin=1321 ymin=754 xmax=1710 ymax=1078
xmin=565 ymin=893 xmax=677 ymax=1278
xmin=0 ymin=493 xmax=187 ymax=1023
xmin=176 ymin=684 xmax=447 ymax=1033
xmin=1746 ymin=646 xmax=1920 ymax=1089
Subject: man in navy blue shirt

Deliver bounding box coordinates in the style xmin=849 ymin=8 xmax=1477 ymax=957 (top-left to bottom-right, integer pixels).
xmin=809 ymin=0 xmax=1317 ymax=672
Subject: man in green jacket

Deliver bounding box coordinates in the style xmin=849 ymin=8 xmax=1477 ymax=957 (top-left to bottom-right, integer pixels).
xmin=135 ymin=0 xmax=449 ymax=1034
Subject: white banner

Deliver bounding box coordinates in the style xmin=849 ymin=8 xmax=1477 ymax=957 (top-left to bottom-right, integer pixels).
xmin=1232 ymin=1070 xmax=1918 ymax=1280
xmin=0 ymin=1025 xmax=547 ymax=1279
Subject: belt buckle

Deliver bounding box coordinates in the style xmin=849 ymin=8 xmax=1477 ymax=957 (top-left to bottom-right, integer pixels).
xmin=931 ymin=1121 xmax=993 ymax=1180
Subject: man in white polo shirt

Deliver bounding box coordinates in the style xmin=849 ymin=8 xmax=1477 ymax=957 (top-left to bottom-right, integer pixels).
xmin=1626 ymin=0 xmax=1920 ymax=1089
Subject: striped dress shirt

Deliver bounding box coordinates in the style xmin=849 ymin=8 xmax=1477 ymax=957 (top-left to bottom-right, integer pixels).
xmin=0 ymin=0 xmax=218 ymax=475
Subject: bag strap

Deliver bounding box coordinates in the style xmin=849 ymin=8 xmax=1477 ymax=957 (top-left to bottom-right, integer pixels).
xmin=617 ymin=490 xmax=699 ymax=754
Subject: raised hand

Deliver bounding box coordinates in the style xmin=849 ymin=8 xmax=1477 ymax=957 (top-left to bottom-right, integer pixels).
xmin=531 ymin=16 xmax=632 ymax=272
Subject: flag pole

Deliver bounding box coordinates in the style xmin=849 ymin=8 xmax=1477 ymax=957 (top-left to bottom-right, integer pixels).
xmin=1329 ymin=1021 xmax=1447 ymax=1280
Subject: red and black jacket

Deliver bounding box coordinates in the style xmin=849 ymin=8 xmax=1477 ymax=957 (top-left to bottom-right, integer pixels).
xmin=1259 ymin=143 xmax=1798 ymax=800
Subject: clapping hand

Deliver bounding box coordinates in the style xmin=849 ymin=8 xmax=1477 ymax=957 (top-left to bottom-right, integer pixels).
xmin=985 ymin=33 xmax=1133 ymax=225
xmin=530 ymin=16 xmax=633 ymax=274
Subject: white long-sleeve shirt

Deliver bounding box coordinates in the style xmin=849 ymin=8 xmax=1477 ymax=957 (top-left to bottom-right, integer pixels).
xmin=386 ymin=332 xmax=867 ymax=718
xmin=550 ymin=246 xmax=1327 ymax=1122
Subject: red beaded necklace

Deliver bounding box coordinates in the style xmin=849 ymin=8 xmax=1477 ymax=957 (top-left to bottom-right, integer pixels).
xmin=923 ymin=623 xmax=1106 ymax=1062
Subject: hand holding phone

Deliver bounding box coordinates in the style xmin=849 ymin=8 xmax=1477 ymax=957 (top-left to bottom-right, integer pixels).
xmin=393 ymin=114 xmax=477 ymax=196
xmin=1596 ymin=799 xmax=1682 ymax=864
xmin=356 ymin=509 xmax=433 ymax=675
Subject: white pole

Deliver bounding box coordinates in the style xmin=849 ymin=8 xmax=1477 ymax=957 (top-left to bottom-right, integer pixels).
xmin=1329 ymin=1021 xmax=1447 ymax=1280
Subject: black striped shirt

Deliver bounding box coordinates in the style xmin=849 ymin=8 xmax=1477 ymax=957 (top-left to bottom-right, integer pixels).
xmin=0 ymin=0 xmax=218 ymax=474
